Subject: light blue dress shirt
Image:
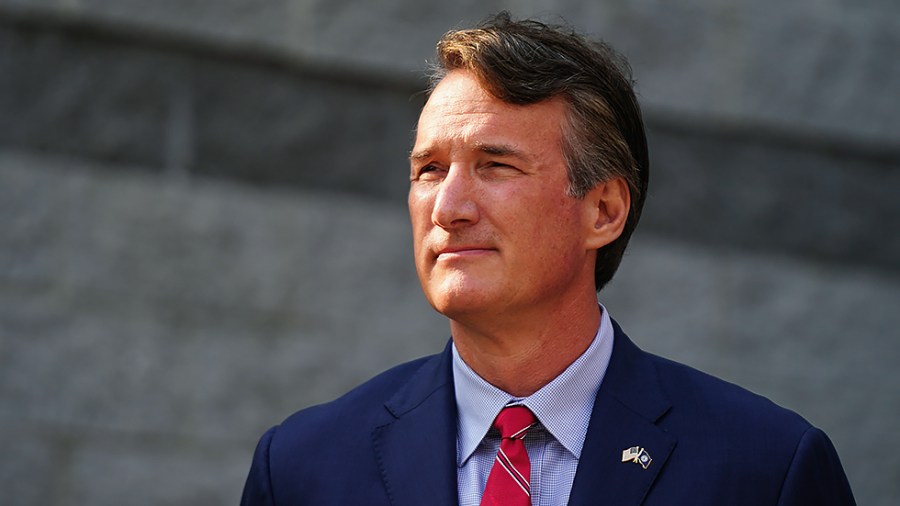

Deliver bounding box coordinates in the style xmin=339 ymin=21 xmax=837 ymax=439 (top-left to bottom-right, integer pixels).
xmin=452 ymin=306 xmax=614 ymax=506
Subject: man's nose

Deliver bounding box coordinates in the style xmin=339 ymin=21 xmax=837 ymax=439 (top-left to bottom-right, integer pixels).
xmin=432 ymin=166 xmax=479 ymax=229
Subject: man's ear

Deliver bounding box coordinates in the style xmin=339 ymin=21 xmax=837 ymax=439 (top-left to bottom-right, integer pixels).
xmin=583 ymin=177 xmax=630 ymax=250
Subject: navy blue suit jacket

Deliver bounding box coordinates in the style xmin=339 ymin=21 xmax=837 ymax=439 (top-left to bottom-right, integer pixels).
xmin=241 ymin=322 xmax=855 ymax=505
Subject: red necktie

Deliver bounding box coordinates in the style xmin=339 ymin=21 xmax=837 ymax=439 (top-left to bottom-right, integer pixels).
xmin=480 ymin=406 xmax=537 ymax=506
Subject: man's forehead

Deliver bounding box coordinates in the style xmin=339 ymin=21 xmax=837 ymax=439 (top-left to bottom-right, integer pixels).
xmin=421 ymin=72 xmax=517 ymax=120
xmin=414 ymin=72 xmax=566 ymax=152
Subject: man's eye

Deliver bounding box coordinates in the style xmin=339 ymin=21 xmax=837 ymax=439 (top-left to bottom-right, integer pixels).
xmin=417 ymin=165 xmax=445 ymax=179
xmin=483 ymin=162 xmax=520 ymax=174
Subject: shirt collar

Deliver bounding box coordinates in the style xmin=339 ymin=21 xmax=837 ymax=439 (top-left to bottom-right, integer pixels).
xmin=452 ymin=306 xmax=614 ymax=466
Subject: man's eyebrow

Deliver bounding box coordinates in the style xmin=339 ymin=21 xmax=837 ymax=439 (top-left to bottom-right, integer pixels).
xmin=475 ymin=142 xmax=532 ymax=161
xmin=408 ymin=143 xmax=532 ymax=162
xmin=409 ymin=149 xmax=432 ymax=162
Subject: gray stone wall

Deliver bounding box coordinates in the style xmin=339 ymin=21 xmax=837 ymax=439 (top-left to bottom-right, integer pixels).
xmin=1 ymin=152 xmax=446 ymax=504
xmin=1 ymin=1 xmax=897 ymax=505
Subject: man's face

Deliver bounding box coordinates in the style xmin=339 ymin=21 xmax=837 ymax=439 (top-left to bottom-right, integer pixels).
xmin=408 ymin=70 xmax=599 ymax=323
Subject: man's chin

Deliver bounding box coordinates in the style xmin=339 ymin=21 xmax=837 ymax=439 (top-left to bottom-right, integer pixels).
xmin=425 ymin=285 xmax=499 ymax=320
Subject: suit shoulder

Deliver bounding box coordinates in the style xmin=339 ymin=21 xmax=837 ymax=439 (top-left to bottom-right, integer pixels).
xmin=636 ymin=351 xmax=855 ymax=504
xmin=245 ymin=351 xmax=448 ymax=504
xmin=270 ymin=351 xmax=444 ymax=446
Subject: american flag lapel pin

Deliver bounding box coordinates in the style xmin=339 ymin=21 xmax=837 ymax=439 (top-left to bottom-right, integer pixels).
xmin=621 ymin=446 xmax=652 ymax=469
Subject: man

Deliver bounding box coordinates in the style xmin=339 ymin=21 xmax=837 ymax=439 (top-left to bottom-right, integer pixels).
xmin=241 ymin=13 xmax=855 ymax=505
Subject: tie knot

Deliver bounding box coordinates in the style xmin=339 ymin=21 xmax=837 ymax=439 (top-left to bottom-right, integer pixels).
xmin=493 ymin=405 xmax=536 ymax=440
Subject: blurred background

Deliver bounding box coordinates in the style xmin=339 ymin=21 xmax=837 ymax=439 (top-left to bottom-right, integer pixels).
xmin=1 ymin=0 xmax=898 ymax=504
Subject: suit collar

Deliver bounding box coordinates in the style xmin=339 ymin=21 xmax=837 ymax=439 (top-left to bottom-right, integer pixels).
xmin=373 ymin=342 xmax=459 ymax=506
xmin=568 ymin=321 xmax=677 ymax=506
xmin=371 ymin=324 xmax=676 ymax=506
xmin=452 ymin=311 xmax=614 ymax=464
xmin=601 ymin=320 xmax=673 ymax=422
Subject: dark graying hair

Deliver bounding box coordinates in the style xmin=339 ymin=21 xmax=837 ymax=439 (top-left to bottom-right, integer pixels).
xmin=429 ymin=12 xmax=650 ymax=291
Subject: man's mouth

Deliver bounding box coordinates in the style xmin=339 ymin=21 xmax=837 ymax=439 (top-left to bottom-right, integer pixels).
xmin=435 ymin=245 xmax=496 ymax=260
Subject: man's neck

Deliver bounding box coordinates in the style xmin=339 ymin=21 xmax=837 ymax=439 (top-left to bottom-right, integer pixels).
xmin=449 ymin=299 xmax=601 ymax=397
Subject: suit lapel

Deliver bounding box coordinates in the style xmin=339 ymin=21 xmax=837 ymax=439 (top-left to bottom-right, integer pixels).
xmin=372 ymin=343 xmax=458 ymax=506
xmin=568 ymin=323 xmax=676 ymax=506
